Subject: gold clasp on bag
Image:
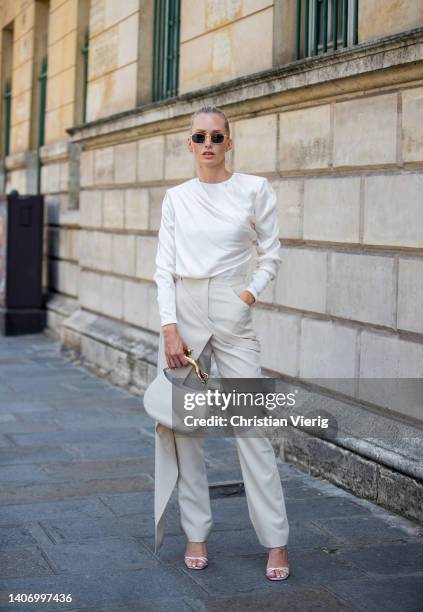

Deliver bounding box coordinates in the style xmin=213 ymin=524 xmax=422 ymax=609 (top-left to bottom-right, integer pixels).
xmin=183 ymin=347 xmax=209 ymax=384
xmin=163 ymin=348 xmax=209 ymax=385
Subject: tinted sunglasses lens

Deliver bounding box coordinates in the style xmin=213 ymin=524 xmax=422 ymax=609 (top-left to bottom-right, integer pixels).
xmin=191 ymin=133 xmax=225 ymax=143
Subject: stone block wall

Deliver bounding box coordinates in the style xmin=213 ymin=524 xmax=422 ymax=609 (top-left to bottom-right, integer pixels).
xmin=359 ymin=0 xmax=423 ymax=43
xmin=76 ymin=134 xmax=193 ymax=334
xmin=60 ymin=82 xmax=423 ymax=424
xmin=86 ymin=0 xmax=140 ymax=121
xmin=180 ymin=0 xmax=274 ymax=93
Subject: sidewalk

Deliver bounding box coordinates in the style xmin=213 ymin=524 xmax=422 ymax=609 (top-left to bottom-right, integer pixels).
xmin=0 ymin=333 xmax=422 ymax=612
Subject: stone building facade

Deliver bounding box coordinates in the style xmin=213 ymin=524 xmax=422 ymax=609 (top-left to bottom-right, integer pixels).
xmin=1 ymin=0 xmax=422 ymax=521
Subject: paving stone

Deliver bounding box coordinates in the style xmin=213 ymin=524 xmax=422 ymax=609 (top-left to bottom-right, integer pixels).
xmin=47 ymin=396 xmax=142 ymax=412
xmin=0 ymin=567 xmax=205 ymax=611
xmin=49 ymin=414 xmax=151 ymax=431
xmin=340 ymin=542 xmax=423 ymax=575
xmin=41 ymin=511 xmax=182 ymax=544
xmin=286 ymin=521 xmax=342 ymax=550
xmin=67 ymin=599 xmax=196 ymax=612
xmin=0 ymin=357 xmax=32 ymax=366
xmin=0 ymin=446 xmax=72 ymax=465
xmin=0 ymin=464 xmax=55 ymax=483
xmin=6 ymin=370 xmax=87 ymax=385
xmin=128 ymin=599 xmax=202 ymax=612
xmin=197 ymin=588 xmax=354 ymax=611
xmin=0 ymin=545 xmax=53 ymax=578
xmin=328 ymin=575 xmax=423 ymax=612
xmin=0 ymin=413 xmax=17 ymax=422
xmin=310 ymin=516 xmax=423 ymax=545
xmin=210 ymin=496 xmax=258 ymax=531
xmin=0 ymin=435 xmax=14 ymax=448
xmin=0 ymin=474 xmax=153 ymax=505
xmin=0 ymin=365 xmax=58 ymax=376
xmin=0 ymin=401 xmax=54 ymax=414
xmin=0 ymin=498 xmax=115 ymax=525
xmin=207 ymin=466 xmax=243 ymax=482
xmin=40 ymin=457 xmax=155 ymax=481
xmin=98 ymin=491 xmax=156 ymax=516
xmin=285 ymin=548 xmax=368 ymax=585
xmin=277 ymin=481 xmax=331 ymax=500
xmin=8 ymin=428 xmax=145 ymax=447
xmin=285 ymin=497 xmax=374 ymax=520
xmin=3 ymin=413 xmax=58 ymax=428
xmin=202 ymin=436 xmax=238 ymax=450
xmin=4 ymin=387 xmax=130 ymax=403
xmin=42 ymin=538 xmax=159 ymax=573
xmin=62 ymin=439 xmax=154 ymax=461
xmin=0 ymin=526 xmax=38 ymax=547
xmin=0 ymin=422 xmax=63 ymax=435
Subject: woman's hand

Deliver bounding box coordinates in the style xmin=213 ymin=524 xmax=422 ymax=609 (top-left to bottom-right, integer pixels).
xmin=162 ymin=324 xmax=190 ymax=368
xmin=240 ymin=290 xmax=256 ymax=306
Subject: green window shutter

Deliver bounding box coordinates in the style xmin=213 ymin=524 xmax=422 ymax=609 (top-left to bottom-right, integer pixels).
xmin=37 ymin=55 xmax=48 ymax=194
xmin=38 ymin=55 xmax=48 ymax=148
xmin=82 ymin=27 xmax=89 ymax=123
xmin=295 ymin=0 xmax=359 ymax=60
xmin=152 ymin=0 xmax=181 ymax=102
xmin=2 ymin=78 xmax=12 ymax=191
xmin=3 ymin=78 xmax=12 ymax=157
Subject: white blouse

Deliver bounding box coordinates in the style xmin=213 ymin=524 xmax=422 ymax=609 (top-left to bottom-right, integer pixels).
xmin=153 ymin=172 xmax=282 ymax=326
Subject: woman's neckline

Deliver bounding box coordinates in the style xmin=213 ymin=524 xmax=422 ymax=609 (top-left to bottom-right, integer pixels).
xmin=196 ymin=172 xmax=237 ymax=185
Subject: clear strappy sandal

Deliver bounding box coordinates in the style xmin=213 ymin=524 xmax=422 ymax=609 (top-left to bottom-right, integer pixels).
xmin=184 ymin=555 xmax=208 ymax=570
xmin=266 ymin=545 xmax=290 ymax=581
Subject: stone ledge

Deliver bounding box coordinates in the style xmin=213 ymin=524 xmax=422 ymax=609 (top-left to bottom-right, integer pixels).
xmin=45 ymin=292 xmax=79 ymax=319
xmin=39 ymin=140 xmax=70 ymax=163
xmin=283 ymin=425 xmax=423 ymax=524
xmin=44 ymin=293 xmax=80 ymax=342
xmin=5 ymin=150 xmax=38 ymax=172
xmin=59 ymin=307 xmax=159 ymax=393
xmin=67 ymin=28 xmax=423 ymax=144
xmin=272 ymin=378 xmax=423 ymax=480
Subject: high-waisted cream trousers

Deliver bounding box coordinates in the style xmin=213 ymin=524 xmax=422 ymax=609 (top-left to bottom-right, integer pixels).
xmin=154 ymin=272 xmax=289 ymax=553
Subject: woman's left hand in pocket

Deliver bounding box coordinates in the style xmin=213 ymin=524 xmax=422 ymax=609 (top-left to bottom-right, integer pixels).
xmin=240 ymin=290 xmax=256 ymax=306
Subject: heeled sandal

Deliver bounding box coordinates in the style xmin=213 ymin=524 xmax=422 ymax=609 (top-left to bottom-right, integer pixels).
xmin=266 ymin=545 xmax=290 ymax=581
xmin=184 ymin=555 xmax=208 ymax=570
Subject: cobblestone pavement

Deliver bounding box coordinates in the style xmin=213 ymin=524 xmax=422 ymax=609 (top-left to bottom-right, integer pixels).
xmin=0 ymin=333 xmax=422 ymax=611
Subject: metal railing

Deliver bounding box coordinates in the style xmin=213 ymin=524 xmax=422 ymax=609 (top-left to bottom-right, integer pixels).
xmin=296 ymin=0 xmax=359 ymax=60
xmin=152 ymin=0 xmax=181 ymax=101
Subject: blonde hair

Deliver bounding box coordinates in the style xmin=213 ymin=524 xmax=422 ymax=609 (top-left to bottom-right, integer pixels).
xmin=190 ymin=105 xmax=230 ymax=135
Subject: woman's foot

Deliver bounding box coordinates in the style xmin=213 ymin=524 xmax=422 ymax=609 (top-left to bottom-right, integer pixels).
xmin=184 ymin=540 xmax=208 ymax=570
xmin=266 ymin=545 xmax=290 ymax=581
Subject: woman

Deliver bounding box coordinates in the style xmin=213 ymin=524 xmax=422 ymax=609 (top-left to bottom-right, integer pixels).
xmin=152 ymin=105 xmax=290 ymax=581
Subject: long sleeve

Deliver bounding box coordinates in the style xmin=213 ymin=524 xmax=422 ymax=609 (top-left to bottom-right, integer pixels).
xmin=153 ymin=191 xmax=178 ymax=326
xmin=246 ymin=178 xmax=282 ymax=301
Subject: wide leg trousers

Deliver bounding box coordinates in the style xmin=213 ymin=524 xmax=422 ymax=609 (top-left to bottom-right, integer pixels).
xmin=153 ymin=273 xmax=289 ymax=553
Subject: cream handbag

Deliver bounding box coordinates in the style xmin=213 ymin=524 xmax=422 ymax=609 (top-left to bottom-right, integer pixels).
xmin=143 ymin=347 xmax=213 ymax=433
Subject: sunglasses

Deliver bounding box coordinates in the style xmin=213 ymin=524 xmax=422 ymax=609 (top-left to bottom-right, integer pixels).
xmin=191 ymin=132 xmax=226 ymax=144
